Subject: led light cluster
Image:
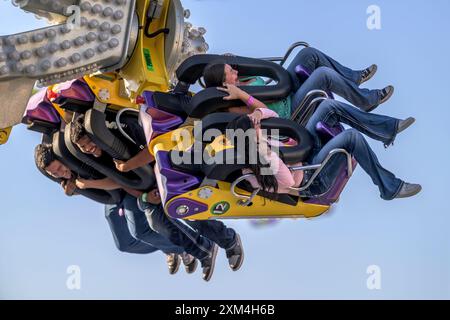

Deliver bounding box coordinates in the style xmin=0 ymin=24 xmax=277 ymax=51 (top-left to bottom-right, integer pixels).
xmin=168 ymin=9 xmax=209 ymax=85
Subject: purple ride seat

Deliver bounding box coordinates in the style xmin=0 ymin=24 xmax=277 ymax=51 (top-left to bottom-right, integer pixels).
xmin=51 ymin=78 xmax=96 ymax=113
xmin=24 ymin=89 xmax=61 ymax=125
xmin=23 ymin=88 xmax=61 ymax=135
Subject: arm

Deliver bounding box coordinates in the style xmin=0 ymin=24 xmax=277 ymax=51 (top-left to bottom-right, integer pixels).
xmin=268 ymin=151 xmax=300 ymax=192
xmin=75 ymin=178 xmax=145 ymax=198
xmin=217 ymin=84 xmax=268 ymax=112
xmin=247 ymin=107 xmax=279 ymax=129
xmin=142 ymin=188 xmax=162 ymax=205
xmin=60 ymin=179 xmax=78 ymax=196
xmin=255 ymin=107 xmax=279 ymax=119
xmin=114 ymin=148 xmax=154 ymax=172
xmin=75 ymin=177 xmax=121 ymax=191
xmin=123 ymin=187 xmax=143 ymax=199
xmin=237 ymin=89 xmax=268 ymax=112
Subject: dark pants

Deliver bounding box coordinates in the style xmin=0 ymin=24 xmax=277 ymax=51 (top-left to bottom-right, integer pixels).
xmin=144 ymin=203 xmax=238 ymax=260
xmin=185 ymin=220 xmax=236 ymax=250
xmin=105 ymin=194 xmax=184 ymax=254
xmin=144 ymin=204 xmax=214 ymax=260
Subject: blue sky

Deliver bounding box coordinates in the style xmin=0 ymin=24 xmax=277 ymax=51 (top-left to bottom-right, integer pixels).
xmin=1 ymin=0 xmax=449 ymax=299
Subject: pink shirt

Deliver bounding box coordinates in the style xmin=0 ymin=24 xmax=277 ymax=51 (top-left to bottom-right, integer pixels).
xmin=242 ymin=108 xmax=303 ymax=194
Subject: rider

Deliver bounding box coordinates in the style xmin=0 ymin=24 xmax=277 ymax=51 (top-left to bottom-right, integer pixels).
xmin=33 ymin=143 xmax=195 ymax=275
xmin=222 ymin=85 xmax=422 ymax=200
xmin=69 ymin=114 xmax=245 ymax=281
xmin=203 ymin=47 xmax=393 ymax=116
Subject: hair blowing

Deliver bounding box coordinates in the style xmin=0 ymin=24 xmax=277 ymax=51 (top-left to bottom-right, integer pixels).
xmin=226 ymin=115 xmax=279 ymax=200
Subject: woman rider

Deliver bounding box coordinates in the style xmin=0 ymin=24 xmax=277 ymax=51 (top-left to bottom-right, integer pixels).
xmin=217 ymin=81 xmax=421 ymax=201
xmin=203 ymin=47 xmax=394 ymax=118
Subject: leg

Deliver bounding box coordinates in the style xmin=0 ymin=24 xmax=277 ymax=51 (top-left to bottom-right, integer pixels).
xmin=186 ymin=220 xmax=244 ymax=271
xmin=286 ymin=47 xmax=363 ymax=91
xmin=185 ymin=220 xmax=237 ymax=250
xmin=121 ymin=194 xmax=184 ymax=254
xmin=306 ymin=99 xmax=399 ymax=147
xmin=104 ymin=202 xmax=159 ymax=254
xmin=144 ymin=204 xmax=214 ymax=261
xmin=291 ymin=67 xmax=381 ymax=113
xmin=312 ymin=129 xmax=403 ymax=200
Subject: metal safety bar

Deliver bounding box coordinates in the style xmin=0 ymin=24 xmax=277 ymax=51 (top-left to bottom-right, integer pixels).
xmin=229 ymin=148 xmax=352 ymax=203
xmin=260 ymin=41 xmax=310 ymax=85
xmin=288 ymin=148 xmax=353 ymax=193
xmin=260 ymin=41 xmax=310 ymax=66
xmin=290 ymin=89 xmax=329 ymax=122
xmin=230 ymin=173 xmax=261 ymax=206
xmin=115 ymin=108 xmax=140 ymax=145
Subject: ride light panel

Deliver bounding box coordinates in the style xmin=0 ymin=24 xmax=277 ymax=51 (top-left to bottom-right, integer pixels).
xmin=0 ymin=0 xmax=137 ymax=87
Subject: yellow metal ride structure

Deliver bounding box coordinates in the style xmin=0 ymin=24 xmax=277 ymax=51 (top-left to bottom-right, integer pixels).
xmin=0 ymin=0 xmax=355 ymax=221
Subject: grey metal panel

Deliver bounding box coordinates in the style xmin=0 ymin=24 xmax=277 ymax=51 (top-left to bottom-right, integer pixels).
xmin=0 ymin=0 xmax=137 ymax=86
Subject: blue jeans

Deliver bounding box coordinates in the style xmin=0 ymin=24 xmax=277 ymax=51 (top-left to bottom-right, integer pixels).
xmin=185 ymin=220 xmax=237 ymax=250
xmin=144 ymin=203 xmax=216 ymax=260
xmin=105 ymin=194 xmax=184 ymax=254
xmin=305 ymin=100 xmax=404 ymax=200
xmin=286 ymin=47 xmax=381 ymax=112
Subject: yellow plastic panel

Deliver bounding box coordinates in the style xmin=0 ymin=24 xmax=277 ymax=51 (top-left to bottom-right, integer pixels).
xmin=83 ymin=75 xmax=138 ymax=111
xmin=120 ymin=0 xmax=171 ymax=98
xmin=0 ymin=127 xmax=12 ymax=145
xmin=149 ymin=126 xmax=195 ymax=156
xmin=165 ymin=182 xmax=330 ymax=220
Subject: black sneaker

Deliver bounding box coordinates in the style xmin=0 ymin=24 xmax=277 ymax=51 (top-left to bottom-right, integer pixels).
xmin=367 ymin=85 xmax=394 ymax=112
xmin=166 ymin=253 xmax=181 ymax=275
xmin=226 ymin=234 xmax=245 ymax=272
xmin=358 ymin=64 xmax=378 ymax=85
xmin=379 ymin=85 xmax=395 ymax=105
xmin=201 ymin=243 xmax=219 ymax=282
xmin=181 ymin=253 xmax=198 ymax=274
xmin=396 ymin=117 xmax=415 ymax=134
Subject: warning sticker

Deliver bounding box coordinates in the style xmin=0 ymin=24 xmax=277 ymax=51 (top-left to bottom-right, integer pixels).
xmin=143 ymin=48 xmax=154 ymax=72
xmin=210 ymin=201 xmax=230 ymax=215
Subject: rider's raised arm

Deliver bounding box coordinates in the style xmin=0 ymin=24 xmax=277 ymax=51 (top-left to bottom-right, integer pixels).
xmin=254 ymin=107 xmax=279 ymax=119
xmin=114 ymin=149 xmax=155 ymax=173
xmin=75 ymin=178 xmax=121 ymax=191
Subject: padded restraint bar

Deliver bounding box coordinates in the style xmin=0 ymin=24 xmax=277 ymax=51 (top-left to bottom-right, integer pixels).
xmin=24 ymin=118 xmax=60 ymax=136
xmin=50 ymin=132 xmax=122 ymax=204
xmin=152 ymin=92 xmax=190 ymax=117
xmin=175 ymin=54 xmax=292 ymax=118
xmin=78 ymin=109 xmax=155 ymax=190
xmin=194 ymin=112 xmax=313 ymax=164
